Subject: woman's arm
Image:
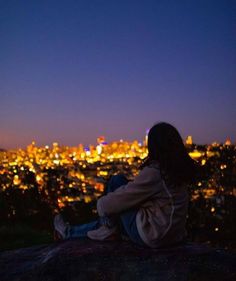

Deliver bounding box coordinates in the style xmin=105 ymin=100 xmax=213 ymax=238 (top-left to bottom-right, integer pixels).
xmin=97 ymin=167 xmax=162 ymax=216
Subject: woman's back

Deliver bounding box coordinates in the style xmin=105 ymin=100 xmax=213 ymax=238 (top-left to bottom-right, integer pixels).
xmin=136 ymin=162 xmax=189 ymax=248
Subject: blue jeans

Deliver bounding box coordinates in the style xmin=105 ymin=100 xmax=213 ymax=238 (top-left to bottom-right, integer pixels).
xmin=67 ymin=174 xmax=146 ymax=246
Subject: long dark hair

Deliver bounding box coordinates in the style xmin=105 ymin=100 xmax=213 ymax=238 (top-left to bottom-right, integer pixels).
xmin=141 ymin=122 xmax=198 ymax=185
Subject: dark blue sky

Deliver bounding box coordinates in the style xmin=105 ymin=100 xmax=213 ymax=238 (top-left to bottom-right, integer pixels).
xmin=1 ymin=0 xmax=236 ymax=149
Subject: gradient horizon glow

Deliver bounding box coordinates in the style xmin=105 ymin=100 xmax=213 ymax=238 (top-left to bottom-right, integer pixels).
xmin=1 ymin=0 xmax=236 ymax=149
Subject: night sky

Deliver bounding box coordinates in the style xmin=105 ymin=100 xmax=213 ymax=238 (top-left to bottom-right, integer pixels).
xmin=1 ymin=0 xmax=236 ymax=149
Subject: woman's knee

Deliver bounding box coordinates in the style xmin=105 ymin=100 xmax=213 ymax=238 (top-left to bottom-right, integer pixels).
xmin=106 ymin=174 xmax=128 ymax=193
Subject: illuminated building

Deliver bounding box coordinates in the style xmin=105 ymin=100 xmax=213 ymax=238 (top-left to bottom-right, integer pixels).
xmin=186 ymin=136 xmax=193 ymax=145
xmin=225 ymin=138 xmax=231 ymax=146
xmin=97 ymin=136 xmax=106 ymax=145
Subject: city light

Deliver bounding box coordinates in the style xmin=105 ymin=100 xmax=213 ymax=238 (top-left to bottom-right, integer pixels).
xmin=0 ymin=135 xmax=235 ymax=250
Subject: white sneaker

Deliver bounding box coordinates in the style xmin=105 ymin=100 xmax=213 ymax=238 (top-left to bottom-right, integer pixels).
xmin=87 ymin=225 xmax=119 ymax=241
xmin=54 ymin=214 xmax=69 ymax=239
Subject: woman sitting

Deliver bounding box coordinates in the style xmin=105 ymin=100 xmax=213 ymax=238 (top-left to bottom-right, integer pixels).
xmin=54 ymin=122 xmax=198 ymax=248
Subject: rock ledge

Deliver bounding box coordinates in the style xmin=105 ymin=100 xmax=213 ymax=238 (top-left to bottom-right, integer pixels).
xmin=0 ymin=239 xmax=235 ymax=281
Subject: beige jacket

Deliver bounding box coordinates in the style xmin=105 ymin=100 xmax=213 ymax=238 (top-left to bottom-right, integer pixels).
xmin=97 ymin=162 xmax=189 ymax=248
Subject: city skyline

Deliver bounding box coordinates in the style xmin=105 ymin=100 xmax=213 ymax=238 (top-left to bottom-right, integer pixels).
xmin=0 ymin=133 xmax=233 ymax=151
xmin=1 ymin=1 xmax=236 ymax=148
